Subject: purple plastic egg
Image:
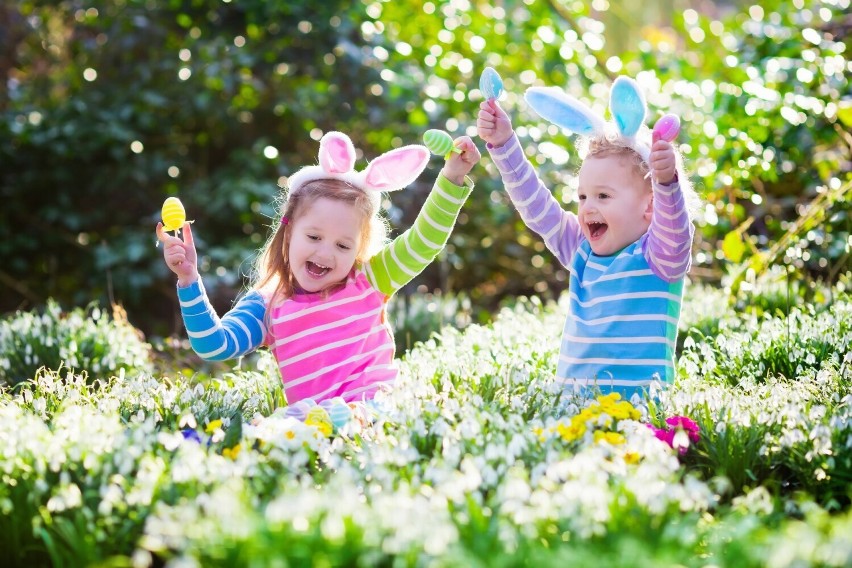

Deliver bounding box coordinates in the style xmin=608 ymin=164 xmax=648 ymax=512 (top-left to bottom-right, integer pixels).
xmin=652 ymin=114 xmax=681 ymax=142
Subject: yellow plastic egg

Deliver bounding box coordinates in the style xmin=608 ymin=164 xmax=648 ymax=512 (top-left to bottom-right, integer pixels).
xmin=161 ymin=197 xmax=186 ymax=233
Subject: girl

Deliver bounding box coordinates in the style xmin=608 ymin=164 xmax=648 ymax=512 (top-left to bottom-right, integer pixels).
xmin=477 ymin=75 xmax=699 ymax=401
xmin=157 ymin=131 xmax=479 ymax=407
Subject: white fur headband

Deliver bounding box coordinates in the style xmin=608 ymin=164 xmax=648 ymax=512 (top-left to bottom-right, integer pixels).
xmin=524 ymin=76 xmax=653 ymax=163
xmin=287 ymin=131 xmax=430 ymax=209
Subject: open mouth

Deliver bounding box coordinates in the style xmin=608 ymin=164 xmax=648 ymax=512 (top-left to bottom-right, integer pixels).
xmin=588 ymin=221 xmax=608 ymax=239
xmin=305 ymin=261 xmax=331 ymax=278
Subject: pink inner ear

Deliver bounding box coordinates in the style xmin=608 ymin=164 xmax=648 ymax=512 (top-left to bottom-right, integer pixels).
xmin=364 ymin=147 xmax=428 ymax=190
xmin=319 ymin=133 xmax=355 ymax=174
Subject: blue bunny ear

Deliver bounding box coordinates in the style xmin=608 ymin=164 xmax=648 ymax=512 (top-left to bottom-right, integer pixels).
xmin=609 ymin=76 xmax=647 ymax=138
xmin=524 ymin=87 xmax=605 ymax=136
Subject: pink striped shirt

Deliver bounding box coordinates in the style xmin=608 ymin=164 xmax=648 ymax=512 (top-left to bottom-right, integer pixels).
xmin=267 ymin=269 xmax=396 ymax=404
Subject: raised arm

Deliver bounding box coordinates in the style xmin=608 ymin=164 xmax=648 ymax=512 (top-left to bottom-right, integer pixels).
xmin=487 ymin=132 xmax=583 ymax=268
xmin=177 ymin=281 xmax=267 ymax=360
xmin=365 ymin=173 xmax=473 ymax=296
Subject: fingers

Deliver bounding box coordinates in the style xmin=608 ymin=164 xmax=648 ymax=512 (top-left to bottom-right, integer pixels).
xmin=182 ymin=222 xmax=194 ymax=248
xmin=156 ymin=222 xmax=169 ymax=243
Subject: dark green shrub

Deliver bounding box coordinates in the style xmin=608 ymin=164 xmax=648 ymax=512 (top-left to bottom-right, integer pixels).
xmin=0 ymin=300 xmax=152 ymax=387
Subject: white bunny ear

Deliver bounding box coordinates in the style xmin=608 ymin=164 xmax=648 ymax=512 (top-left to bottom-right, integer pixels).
xmin=609 ymin=76 xmax=647 ymax=138
xmin=319 ymin=131 xmax=356 ymax=174
xmin=361 ymin=145 xmax=430 ymax=192
xmin=524 ymin=87 xmax=605 ymax=136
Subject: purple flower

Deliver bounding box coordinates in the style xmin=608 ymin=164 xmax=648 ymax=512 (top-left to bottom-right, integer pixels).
xmin=181 ymin=428 xmax=203 ymax=444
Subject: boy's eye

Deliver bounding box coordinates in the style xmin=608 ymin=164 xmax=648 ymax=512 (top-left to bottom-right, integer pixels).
xmin=578 ymin=194 xmax=586 ymax=201
xmin=598 ymin=193 xmax=609 ymax=200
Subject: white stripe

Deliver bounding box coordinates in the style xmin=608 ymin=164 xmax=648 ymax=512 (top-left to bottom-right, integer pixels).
xmin=413 ymin=225 xmax=441 ymax=249
xmin=583 ymin=269 xmax=654 ymax=283
xmin=572 ymin=313 xmax=679 ymax=326
xmin=180 ymin=295 xmax=204 ymax=308
xmin=273 ymin=305 xmax=383 ymax=347
xmin=527 ymin=199 xmax=556 ymax=225
xmin=421 ymin=210 xmax=453 ymax=234
xmin=271 ymin=287 xmax=373 ymax=324
xmin=569 ymin=290 xmax=682 ymax=308
xmin=187 ymin=325 xmax=218 ymax=339
xmin=434 ymin=184 xmax=465 ymax=205
xmin=282 ymin=344 xmax=395 ymax=389
xmin=389 ymin=243 xmax=418 ymax=278
xmin=563 ymin=334 xmax=672 ymax=345
xmin=197 ymin=343 xmax=227 ymax=359
xmin=278 ymin=325 xmax=387 ymax=366
xmin=560 ymin=354 xmax=674 ymax=367
xmin=312 ymin=366 xmax=396 ymax=401
xmin=558 ymin=377 xmax=657 ymax=388
xmin=402 ymin=236 xmax=430 ymax=265
xmin=586 ymin=260 xmax=608 ymax=272
xmin=339 ymin=379 xmax=394 ymax=400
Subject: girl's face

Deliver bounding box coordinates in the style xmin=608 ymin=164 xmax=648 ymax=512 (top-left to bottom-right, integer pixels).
xmin=287 ymin=197 xmax=363 ymax=292
xmin=577 ymin=154 xmax=653 ymax=256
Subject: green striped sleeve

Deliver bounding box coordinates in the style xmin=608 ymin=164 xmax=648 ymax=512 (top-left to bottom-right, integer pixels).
xmin=365 ymin=173 xmax=473 ymax=296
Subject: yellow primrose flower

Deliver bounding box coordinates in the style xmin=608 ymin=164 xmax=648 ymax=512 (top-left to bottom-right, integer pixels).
xmin=593 ymin=431 xmax=626 ymax=445
xmin=205 ymin=419 xmax=223 ymax=434
xmin=222 ymin=444 xmax=241 ymax=460
xmin=624 ymin=451 xmax=641 ymax=464
xmin=556 ymin=421 xmax=586 ymax=442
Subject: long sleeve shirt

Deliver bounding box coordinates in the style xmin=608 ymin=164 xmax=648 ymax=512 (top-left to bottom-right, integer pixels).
xmin=176 ymin=173 xmax=473 ymax=404
xmin=489 ymin=133 xmax=694 ymax=399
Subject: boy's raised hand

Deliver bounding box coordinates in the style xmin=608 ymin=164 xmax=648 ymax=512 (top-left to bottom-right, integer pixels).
xmin=477 ymin=100 xmax=513 ymax=148
xmin=442 ymin=136 xmax=481 ymax=186
xmin=156 ymin=222 xmax=199 ymax=287
xmin=649 ymin=137 xmax=677 ymax=185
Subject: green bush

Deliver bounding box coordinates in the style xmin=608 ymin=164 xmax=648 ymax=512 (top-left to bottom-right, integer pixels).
xmin=0 ymin=300 xmax=153 ymax=387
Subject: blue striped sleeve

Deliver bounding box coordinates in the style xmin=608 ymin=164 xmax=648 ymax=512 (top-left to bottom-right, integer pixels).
xmin=176 ymin=280 xmax=267 ymax=361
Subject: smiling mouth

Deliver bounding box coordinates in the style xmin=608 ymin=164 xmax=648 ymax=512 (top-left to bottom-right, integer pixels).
xmin=588 ymin=222 xmax=608 ymax=239
xmin=305 ymin=261 xmax=331 ymax=278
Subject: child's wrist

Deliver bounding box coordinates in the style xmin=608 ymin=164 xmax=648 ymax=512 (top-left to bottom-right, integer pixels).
xmin=177 ymin=274 xmax=199 ymax=288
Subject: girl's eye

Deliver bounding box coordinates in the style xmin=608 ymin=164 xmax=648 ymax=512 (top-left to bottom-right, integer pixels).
xmin=307 ymin=234 xmax=319 ymax=241
xmin=598 ymin=193 xmax=609 ymax=200
xmin=338 ymin=243 xmax=351 ymax=251
xmin=578 ymin=194 xmax=586 ymax=201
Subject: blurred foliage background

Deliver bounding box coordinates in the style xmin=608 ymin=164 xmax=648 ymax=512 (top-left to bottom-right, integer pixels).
xmin=1 ymin=0 xmax=850 ymax=346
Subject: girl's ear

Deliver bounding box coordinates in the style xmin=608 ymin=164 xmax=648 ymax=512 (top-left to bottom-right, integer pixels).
xmin=319 ymin=131 xmax=357 ymax=174
xmin=362 ymin=146 xmax=430 ymax=192
xmin=524 ymin=87 xmax=605 ymax=136
xmin=609 ymin=76 xmax=647 ymax=138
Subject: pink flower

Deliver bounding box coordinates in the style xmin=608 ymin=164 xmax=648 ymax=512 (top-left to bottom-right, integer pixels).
xmin=647 ymin=416 xmax=701 ymax=455
xmin=665 ymin=416 xmax=700 ymax=443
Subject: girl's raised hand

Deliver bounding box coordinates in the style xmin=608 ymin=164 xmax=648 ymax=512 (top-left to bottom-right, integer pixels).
xmin=156 ymin=221 xmax=199 ymax=287
xmin=441 ymin=136 xmax=481 ymax=186
xmin=476 ymin=100 xmax=513 ymax=148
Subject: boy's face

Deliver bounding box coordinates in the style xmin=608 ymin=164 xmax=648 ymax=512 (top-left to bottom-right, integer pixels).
xmin=577 ymin=154 xmax=653 ymax=256
xmin=287 ymin=197 xmax=362 ymax=292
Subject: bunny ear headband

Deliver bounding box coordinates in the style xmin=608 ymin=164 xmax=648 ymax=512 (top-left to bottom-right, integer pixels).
xmin=286 ymin=131 xmax=430 ymax=209
xmin=524 ymin=75 xmax=652 ymax=163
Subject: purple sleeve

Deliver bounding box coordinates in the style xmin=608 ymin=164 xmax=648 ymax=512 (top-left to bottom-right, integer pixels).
xmin=643 ymin=178 xmax=694 ymax=282
xmin=487 ymin=133 xmax=583 ymax=268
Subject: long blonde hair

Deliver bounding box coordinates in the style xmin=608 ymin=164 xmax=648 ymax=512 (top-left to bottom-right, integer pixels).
xmin=252 ymin=179 xmax=388 ymax=305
